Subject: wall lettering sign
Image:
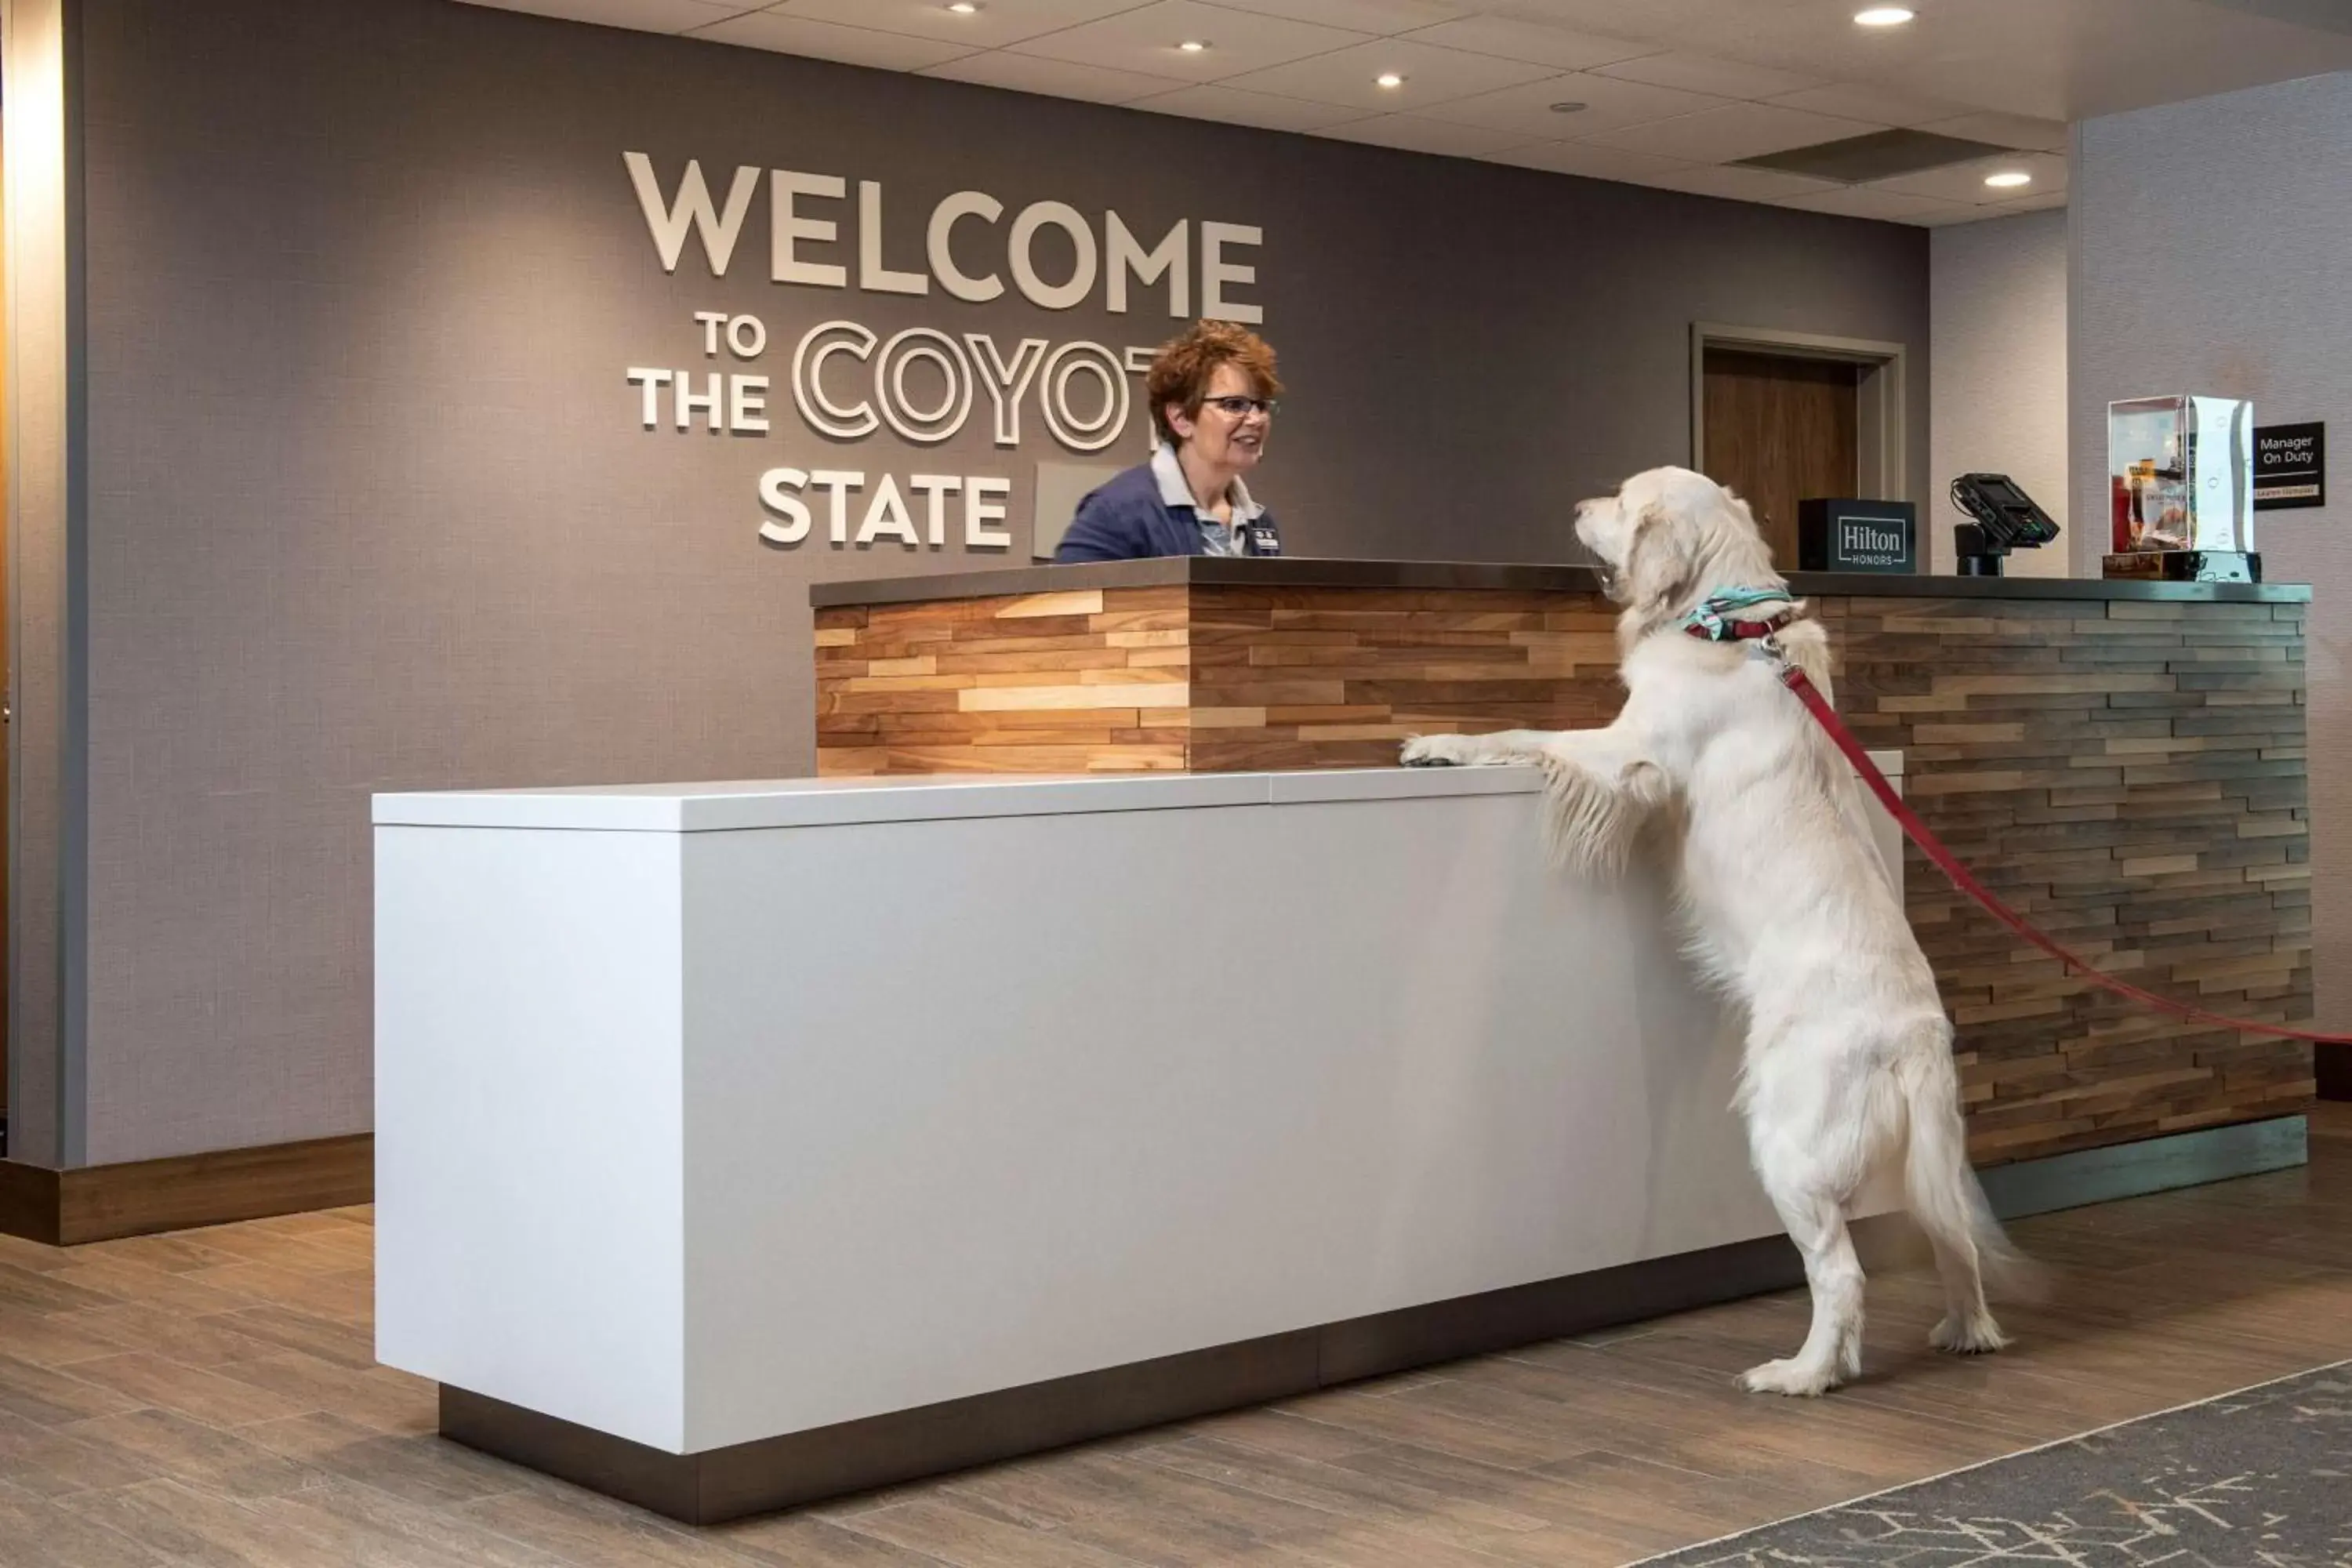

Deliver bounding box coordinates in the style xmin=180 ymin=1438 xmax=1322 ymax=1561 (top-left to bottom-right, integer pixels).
xmin=616 ymin=153 xmax=1266 ymax=550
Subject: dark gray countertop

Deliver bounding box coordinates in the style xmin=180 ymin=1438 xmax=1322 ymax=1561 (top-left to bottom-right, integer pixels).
xmin=810 ymin=557 xmax=2309 ymax=609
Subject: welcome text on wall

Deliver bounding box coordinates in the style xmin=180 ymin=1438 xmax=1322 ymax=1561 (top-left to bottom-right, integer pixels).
xmin=619 ymin=152 xmax=1268 ymax=551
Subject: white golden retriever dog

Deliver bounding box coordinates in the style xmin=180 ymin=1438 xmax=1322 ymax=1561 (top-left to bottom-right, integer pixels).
xmin=1401 ymin=466 xmax=2018 ymax=1396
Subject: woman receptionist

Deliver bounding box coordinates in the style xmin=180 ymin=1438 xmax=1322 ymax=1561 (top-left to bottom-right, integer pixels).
xmin=1054 ymin=320 xmax=1284 ymax=561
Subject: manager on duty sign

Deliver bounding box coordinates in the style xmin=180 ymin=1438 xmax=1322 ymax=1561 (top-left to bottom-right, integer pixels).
xmin=2254 ymin=423 xmax=2324 ymax=510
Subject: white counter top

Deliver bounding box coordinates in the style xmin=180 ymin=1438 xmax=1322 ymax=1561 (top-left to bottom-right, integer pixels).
xmin=372 ymin=756 xmax=1899 ymax=833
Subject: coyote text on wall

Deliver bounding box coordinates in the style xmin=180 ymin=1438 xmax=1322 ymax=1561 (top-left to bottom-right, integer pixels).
xmin=620 ymin=152 xmax=1266 ymax=551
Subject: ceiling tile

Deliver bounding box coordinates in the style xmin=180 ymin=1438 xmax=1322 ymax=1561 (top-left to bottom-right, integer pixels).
xmin=1773 ymin=187 xmax=1973 ymax=223
xmin=1394 ymin=15 xmax=1657 ymax=71
xmin=1873 ymin=148 xmax=2067 ymax=204
xmin=1915 ymin=111 xmax=2072 ymax=153
xmin=1641 ymin=164 xmax=1841 ymax=201
xmin=1765 ymin=82 xmax=1962 ymax=127
xmin=1580 ymin=101 xmax=1877 ymax=164
xmin=1915 ymin=204 xmax=2026 ymax=226
xmin=1461 ymin=0 xmax=1781 ymax=31
xmin=1220 ymin=38 xmax=1559 ymax=112
xmin=1005 ymin=1 xmax=1370 ymax=79
xmin=624 ymin=0 xmax=2352 ymax=132
xmin=920 ymin=49 xmax=1189 ymax=103
xmin=1312 ymin=114 xmax=1529 ymax=158
xmin=1421 ymin=70 xmax=1730 ymax=141
xmin=771 ymin=0 xmax=1151 ymax=48
xmin=688 ymin=9 xmax=978 ymax=67
xmin=1204 ymin=0 xmax=1465 ymax=31
xmin=1485 ymin=140 xmax=1700 ymax=184
xmin=1130 ymin=81 xmax=1372 ymax=130
xmin=1983 ymin=188 xmax=2069 ymax=214
xmin=1439 ymin=0 xmax=2352 ymax=122
xmin=1465 ymin=0 xmax=1843 ymax=60
xmin=1592 ymin=50 xmax=1824 ymax=100
xmin=463 ymin=0 xmax=750 ymax=33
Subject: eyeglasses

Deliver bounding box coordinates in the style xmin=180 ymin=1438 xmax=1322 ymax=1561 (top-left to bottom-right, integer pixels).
xmin=1203 ymin=394 xmax=1278 ymax=418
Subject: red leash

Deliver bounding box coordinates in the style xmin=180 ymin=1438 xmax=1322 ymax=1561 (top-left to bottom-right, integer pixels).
xmin=1775 ymin=659 xmax=2344 ymax=1047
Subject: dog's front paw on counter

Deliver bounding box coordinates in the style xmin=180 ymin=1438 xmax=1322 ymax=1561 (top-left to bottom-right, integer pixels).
xmin=1399 ymin=734 xmax=1477 ymax=768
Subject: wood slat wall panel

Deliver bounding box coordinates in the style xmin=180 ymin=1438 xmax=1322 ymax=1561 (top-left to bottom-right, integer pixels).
xmin=815 ymin=585 xmax=2315 ymax=1163
xmin=815 ymin=595 xmax=1189 ymax=774
xmin=1840 ymin=595 xmax=2314 ymax=1161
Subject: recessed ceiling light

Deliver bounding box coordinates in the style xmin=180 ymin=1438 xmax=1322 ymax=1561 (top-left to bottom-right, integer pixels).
xmin=1549 ymin=100 xmax=1588 ymax=114
xmin=1376 ymin=72 xmax=1405 ymax=88
xmin=1178 ymin=38 xmax=1207 ymax=52
xmin=946 ymin=1 xmax=978 ymax=13
xmin=1854 ymin=6 xmax=1915 ymax=24
xmin=1985 ymin=170 xmax=2032 ymax=187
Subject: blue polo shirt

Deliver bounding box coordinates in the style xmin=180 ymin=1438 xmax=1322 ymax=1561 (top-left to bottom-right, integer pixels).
xmin=1054 ymin=444 xmax=1283 ymax=562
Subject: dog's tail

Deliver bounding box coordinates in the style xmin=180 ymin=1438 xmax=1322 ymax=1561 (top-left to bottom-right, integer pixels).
xmin=1896 ymin=1038 xmax=2042 ymax=1301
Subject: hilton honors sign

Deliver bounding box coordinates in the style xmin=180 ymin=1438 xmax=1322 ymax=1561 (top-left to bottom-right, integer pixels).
xmin=1798 ymin=498 xmax=1918 ymax=573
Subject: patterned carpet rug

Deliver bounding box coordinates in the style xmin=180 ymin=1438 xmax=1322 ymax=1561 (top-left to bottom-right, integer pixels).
xmin=1639 ymin=1360 xmax=2352 ymax=1567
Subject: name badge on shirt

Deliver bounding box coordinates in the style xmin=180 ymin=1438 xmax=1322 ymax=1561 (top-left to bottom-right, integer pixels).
xmin=1245 ymin=521 xmax=1282 ymax=557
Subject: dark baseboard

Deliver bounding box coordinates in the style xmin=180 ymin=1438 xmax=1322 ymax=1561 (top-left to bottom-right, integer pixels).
xmin=445 ymin=1328 xmax=1333 ymax=1526
xmin=1976 ymin=1114 xmax=2309 ymax=1218
xmin=0 ymin=1157 xmax=64 ymax=1246
xmin=0 ymin=1134 xmax=373 ymax=1245
xmin=441 ymin=1221 xmax=1834 ymax=1526
xmin=435 ymin=1112 xmax=2310 ymax=1526
xmin=2319 ymin=1043 xmax=2350 ymax=1102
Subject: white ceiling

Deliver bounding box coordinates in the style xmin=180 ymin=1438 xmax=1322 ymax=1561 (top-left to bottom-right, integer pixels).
xmin=460 ymin=0 xmax=2352 ymax=226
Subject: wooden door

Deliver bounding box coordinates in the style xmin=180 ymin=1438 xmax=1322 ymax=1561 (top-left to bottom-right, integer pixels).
xmin=1701 ymin=348 xmax=1859 ymax=568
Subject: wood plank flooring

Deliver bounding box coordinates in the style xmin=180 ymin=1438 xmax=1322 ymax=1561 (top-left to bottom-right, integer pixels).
xmin=2 ymin=1106 xmax=2347 ymax=1567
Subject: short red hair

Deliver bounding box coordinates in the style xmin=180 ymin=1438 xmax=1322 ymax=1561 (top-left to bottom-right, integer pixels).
xmin=1146 ymin=320 xmax=1282 ymax=445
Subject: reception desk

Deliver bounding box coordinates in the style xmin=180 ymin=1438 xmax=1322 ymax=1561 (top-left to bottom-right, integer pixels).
xmin=377 ymin=764 xmax=1907 ymax=1521
xmin=815 ymin=560 xmax=2318 ymax=1170
xmin=371 ymin=561 xmax=2316 ymax=1523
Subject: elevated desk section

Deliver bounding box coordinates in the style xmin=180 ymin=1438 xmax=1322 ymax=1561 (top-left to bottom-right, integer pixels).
xmin=813 ymin=560 xmax=2317 ymax=1168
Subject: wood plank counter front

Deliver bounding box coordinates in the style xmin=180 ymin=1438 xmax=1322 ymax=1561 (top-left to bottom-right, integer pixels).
xmin=813 ymin=560 xmax=2316 ymax=1168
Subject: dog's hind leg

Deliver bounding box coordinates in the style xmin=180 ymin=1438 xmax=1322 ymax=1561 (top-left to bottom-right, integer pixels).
xmin=1899 ymin=1055 xmax=2011 ymax=1355
xmin=1741 ymin=1176 xmax=1866 ymax=1397
xmin=1924 ymin=1237 xmax=2006 ymax=1356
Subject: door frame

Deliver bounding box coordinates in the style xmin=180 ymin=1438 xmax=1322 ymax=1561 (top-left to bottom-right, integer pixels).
xmin=1690 ymin=323 xmax=1908 ymax=506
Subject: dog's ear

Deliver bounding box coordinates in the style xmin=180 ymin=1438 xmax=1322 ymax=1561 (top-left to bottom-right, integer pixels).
xmin=1719 ymin=488 xmax=1767 ymax=540
xmin=1622 ymin=501 xmax=1700 ymax=615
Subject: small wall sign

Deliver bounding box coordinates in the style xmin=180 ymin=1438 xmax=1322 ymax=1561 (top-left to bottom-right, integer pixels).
xmin=1798 ymin=498 xmax=1917 ymax=573
xmin=2254 ymin=422 xmax=2324 ymax=510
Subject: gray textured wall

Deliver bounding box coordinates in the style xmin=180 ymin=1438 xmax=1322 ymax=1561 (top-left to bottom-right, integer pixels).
xmin=2071 ymin=72 xmax=2350 ymax=1028
xmin=1929 ymin=209 xmax=2068 ymax=579
xmin=60 ymin=0 xmax=1929 ymax=1163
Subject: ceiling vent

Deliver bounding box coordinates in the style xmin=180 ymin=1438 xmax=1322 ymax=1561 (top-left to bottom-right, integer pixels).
xmin=1736 ymin=129 xmax=2015 ymax=184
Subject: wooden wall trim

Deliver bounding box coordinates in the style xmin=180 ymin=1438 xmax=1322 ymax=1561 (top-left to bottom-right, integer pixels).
xmin=0 ymin=1132 xmax=371 ymax=1245
xmin=0 ymin=1156 xmax=64 ymax=1245
xmin=2319 ymin=1043 xmax=2351 ymax=1101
